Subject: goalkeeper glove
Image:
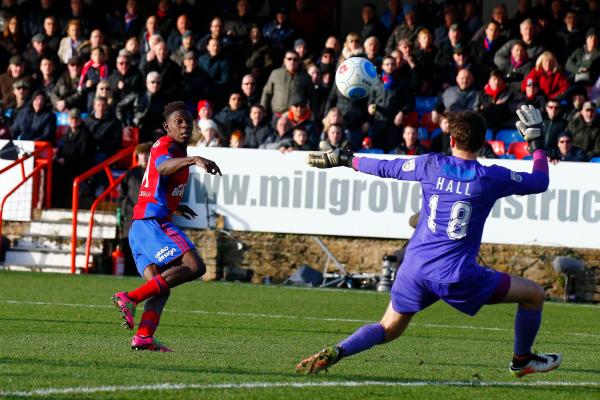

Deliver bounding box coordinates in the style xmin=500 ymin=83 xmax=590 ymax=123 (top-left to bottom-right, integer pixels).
xmin=515 ymin=104 xmax=545 ymax=152
xmin=306 ymin=146 xmax=354 ymax=168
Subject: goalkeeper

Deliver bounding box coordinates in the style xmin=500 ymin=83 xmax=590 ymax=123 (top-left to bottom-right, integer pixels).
xmin=297 ymin=105 xmax=561 ymax=378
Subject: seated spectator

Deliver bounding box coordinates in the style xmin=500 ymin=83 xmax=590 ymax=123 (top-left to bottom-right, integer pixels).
xmin=124 ymin=37 xmax=141 ymax=69
xmin=167 ymin=14 xmax=191 ymax=54
xmin=493 ymin=19 xmax=545 ymax=72
xmin=412 ymin=28 xmax=437 ymax=95
xmin=285 ymin=95 xmax=318 ymax=142
xmin=565 ymin=28 xmax=600 ymax=86
xmin=170 ymin=30 xmax=195 ymax=66
xmin=78 ymin=47 xmax=109 ymax=97
xmin=436 ymin=44 xmax=474 ymax=90
xmin=181 ymin=51 xmax=209 ymax=105
xmin=50 ymin=55 xmax=83 ymax=112
xmin=262 ymin=7 xmax=294 ymax=56
xmin=194 ymin=119 xmax=222 ymax=147
xmin=554 ymin=10 xmax=583 ymax=65
xmin=471 ymin=4 xmax=511 ymax=44
xmin=385 ymin=4 xmax=419 ymax=55
xmin=4 ymin=79 xmax=31 ymax=125
xmin=198 ymin=38 xmax=231 ymax=107
xmin=143 ymin=40 xmax=180 ymax=101
xmin=436 ymin=23 xmax=468 ymax=69
xmin=391 ymin=125 xmax=429 ymax=155
xmin=0 ymin=55 xmax=29 ymax=106
xmin=470 ymin=21 xmax=504 ymax=81
xmin=224 ymin=0 xmax=255 ymax=42
xmin=434 ymin=7 xmax=458 ymax=47
xmin=278 ymin=126 xmax=314 ymax=152
xmin=243 ymin=25 xmax=275 ymax=86
xmin=396 ymin=38 xmax=417 ymax=71
xmin=109 ymin=0 xmax=144 ymax=46
xmin=42 ymin=16 xmax=60 ymax=53
xmin=197 ymin=16 xmax=233 ymax=57
xmin=430 ymin=113 xmax=451 ymax=155
xmin=515 ymin=78 xmax=546 ymax=109
xmin=463 ymin=1 xmax=483 ymax=38
xmin=78 ymin=29 xmax=111 ymax=64
xmin=306 ymin=64 xmax=328 ymax=120
xmin=260 ymin=114 xmax=293 ymax=149
xmin=567 ymin=101 xmax=600 ymax=159
xmin=359 ymin=3 xmax=387 ymax=46
xmin=542 ymin=99 xmax=566 ymax=152
xmin=339 ymin=32 xmax=363 ymax=63
xmin=564 ymin=86 xmax=588 ymax=121
xmin=139 ymin=15 xmax=161 ymax=57
xmin=477 ymin=70 xmax=514 ymax=131
xmin=433 ymin=69 xmax=480 ymax=121
xmin=57 ymin=19 xmax=84 ymax=65
xmin=240 ymin=74 xmax=260 ymax=106
xmin=53 ymin=108 xmax=95 ymax=207
xmin=363 ymin=36 xmax=382 ymax=70
xmin=521 ymin=51 xmax=569 ymax=100
xmin=214 ymin=91 xmax=249 ymax=139
xmin=229 ymin=130 xmax=245 ymax=148
xmin=317 ymin=47 xmax=336 ymax=72
xmin=84 ymin=96 xmax=122 ymax=161
xmin=294 ymin=38 xmax=314 ymax=68
xmin=34 ymin=57 xmax=58 ymax=97
xmin=23 ymin=33 xmax=53 ymax=74
xmin=108 ymin=52 xmax=143 ymax=105
xmin=548 ymin=131 xmax=588 ymax=162
xmin=244 ymin=104 xmax=271 ymax=148
xmin=497 ymin=41 xmax=532 ymax=95
xmin=10 ymin=90 xmax=56 ymax=143
xmin=324 ymin=84 xmax=369 ymax=150
xmin=319 ymin=123 xmax=351 ymax=151
xmin=0 ymin=15 xmax=26 ymax=57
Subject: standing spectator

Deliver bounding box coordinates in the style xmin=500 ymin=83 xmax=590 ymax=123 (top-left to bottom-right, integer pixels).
xmin=391 ymin=125 xmax=429 ymax=155
xmin=181 ymin=51 xmax=209 ymax=105
xmin=166 ymin=14 xmax=191 ymax=53
xmin=110 ymin=0 xmax=144 ymax=45
xmin=566 ymin=28 xmax=600 ymax=86
xmin=306 ymin=64 xmax=328 ymax=120
xmin=244 ymin=104 xmax=271 ymax=148
xmin=549 ymin=132 xmax=588 ymax=162
xmin=224 ymin=0 xmax=255 ymax=42
xmin=10 ymin=90 xmax=56 ymax=143
xmin=197 ymin=17 xmax=232 ymax=57
xmin=412 ymin=28 xmax=438 ymax=95
xmin=142 ymin=40 xmax=180 ymax=101
xmin=262 ymin=7 xmax=295 ymax=57
xmin=567 ymin=101 xmax=600 ymax=159
xmin=50 ymin=55 xmax=83 ymax=112
xmin=385 ymin=4 xmax=419 ymax=55
xmin=214 ymin=91 xmax=248 ymax=138
xmin=494 ymin=19 xmax=545 ymax=71
xmin=289 ymin=0 xmax=318 ymax=48
xmin=470 ymin=22 xmax=504 ymax=79
xmin=243 ymin=25 xmax=275 ymax=87
xmin=478 ymin=70 xmax=514 ymax=131
xmin=497 ymin=41 xmax=532 ymax=95
xmin=57 ymin=20 xmax=84 ymax=65
xmin=108 ymin=52 xmax=144 ymax=105
xmin=260 ymin=50 xmax=314 ymax=118
xmin=0 ymin=55 xmax=29 ymax=106
xmin=521 ymin=51 xmax=569 ymax=100
xmin=542 ymin=99 xmax=567 ymax=152
xmin=85 ymin=96 xmax=123 ymax=161
xmin=360 ymin=3 xmax=387 ymax=45
xmin=170 ymin=30 xmax=195 ymax=66
xmin=198 ymin=38 xmax=231 ymax=107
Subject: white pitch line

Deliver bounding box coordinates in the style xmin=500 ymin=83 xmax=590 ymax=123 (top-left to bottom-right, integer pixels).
xmin=3 ymin=299 xmax=600 ymax=338
xmin=2 ymin=379 xmax=600 ymax=397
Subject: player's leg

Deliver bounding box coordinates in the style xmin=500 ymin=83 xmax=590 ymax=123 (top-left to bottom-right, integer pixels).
xmin=160 ymin=247 xmax=206 ymax=287
xmin=296 ymin=301 xmax=414 ymax=374
xmin=499 ymin=274 xmax=562 ymax=377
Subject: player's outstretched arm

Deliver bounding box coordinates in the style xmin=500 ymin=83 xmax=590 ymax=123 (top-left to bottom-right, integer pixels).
xmin=192 ymin=156 xmax=222 ymax=176
xmin=157 ymin=156 xmax=222 ymax=176
xmin=306 ymin=146 xmax=354 ymax=169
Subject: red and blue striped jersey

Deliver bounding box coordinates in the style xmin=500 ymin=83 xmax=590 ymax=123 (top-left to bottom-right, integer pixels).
xmin=132 ymin=135 xmax=189 ymax=220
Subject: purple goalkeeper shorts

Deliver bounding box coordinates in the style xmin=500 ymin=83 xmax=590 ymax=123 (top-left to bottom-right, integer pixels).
xmin=128 ymin=218 xmax=195 ymax=276
xmin=390 ymin=265 xmax=511 ymax=316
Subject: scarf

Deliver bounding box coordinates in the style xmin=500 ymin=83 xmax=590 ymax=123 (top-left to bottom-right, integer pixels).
xmin=484 ymin=81 xmax=506 ymax=101
xmin=78 ymin=60 xmax=109 ymax=90
xmin=382 ymin=72 xmax=395 ymax=90
xmin=124 ymin=12 xmax=137 ymax=25
xmin=484 ymin=37 xmax=493 ymax=51
xmin=510 ymin=55 xmax=524 ymax=69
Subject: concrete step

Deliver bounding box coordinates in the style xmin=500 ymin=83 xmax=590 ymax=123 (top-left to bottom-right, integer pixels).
xmin=29 ymin=221 xmax=117 ymax=239
xmin=40 ymin=209 xmax=117 ymax=225
xmin=14 ymin=234 xmax=103 ymax=254
xmin=3 ymin=248 xmax=90 ymax=269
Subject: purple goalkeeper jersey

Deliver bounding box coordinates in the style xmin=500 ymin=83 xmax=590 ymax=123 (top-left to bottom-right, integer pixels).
xmin=356 ymin=152 xmax=549 ymax=283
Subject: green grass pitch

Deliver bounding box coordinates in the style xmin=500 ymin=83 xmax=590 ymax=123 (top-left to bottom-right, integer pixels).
xmin=1 ymin=270 xmax=599 ymax=399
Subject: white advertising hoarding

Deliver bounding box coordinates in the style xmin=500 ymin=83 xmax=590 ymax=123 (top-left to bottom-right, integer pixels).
xmin=172 ymin=148 xmax=600 ymax=249
xmin=0 ymin=140 xmax=35 ymax=221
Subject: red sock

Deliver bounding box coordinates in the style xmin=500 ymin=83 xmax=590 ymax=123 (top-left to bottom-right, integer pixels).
xmin=137 ymin=310 xmax=161 ymax=337
xmin=127 ymin=275 xmax=170 ymax=303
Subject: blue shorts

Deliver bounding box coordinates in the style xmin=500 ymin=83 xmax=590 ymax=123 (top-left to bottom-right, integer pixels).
xmin=128 ymin=219 xmax=195 ymax=277
xmin=390 ymin=266 xmax=511 ymax=316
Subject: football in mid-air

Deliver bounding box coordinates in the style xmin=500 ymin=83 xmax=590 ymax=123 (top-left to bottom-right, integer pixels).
xmin=335 ymin=57 xmax=377 ymax=99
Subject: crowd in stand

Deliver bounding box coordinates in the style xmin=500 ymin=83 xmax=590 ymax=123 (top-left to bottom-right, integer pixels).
xmin=0 ymin=0 xmax=599 ymax=181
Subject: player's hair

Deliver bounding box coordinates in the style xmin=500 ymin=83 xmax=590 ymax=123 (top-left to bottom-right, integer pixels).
xmin=446 ymin=111 xmax=486 ymax=153
xmin=163 ymin=101 xmax=189 ymax=120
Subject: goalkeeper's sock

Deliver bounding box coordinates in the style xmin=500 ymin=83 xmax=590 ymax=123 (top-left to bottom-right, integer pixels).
xmin=337 ymin=323 xmax=386 ymax=358
xmin=513 ymin=306 xmax=541 ymax=355
xmin=127 ymin=275 xmax=170 ymax=303
xmin=137 ymin=310 xmax=161 ymax=338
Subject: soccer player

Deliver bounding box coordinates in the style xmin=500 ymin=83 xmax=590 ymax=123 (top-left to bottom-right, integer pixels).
xmin=112 ymin=101 xmax=222 ymax=352
xmin=297 ymin=105 xmax=562 ymax=377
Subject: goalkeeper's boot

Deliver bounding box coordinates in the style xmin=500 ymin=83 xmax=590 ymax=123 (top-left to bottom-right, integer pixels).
xmin=509 ymin=352 xmax=562 ymax=378
xmin=111 ymin=292 xmax=136 ymax=330
xmin=131 ymin=334 xmax=173 ymax=352
xmin=296 ymin=346 xmax=340 ymax=374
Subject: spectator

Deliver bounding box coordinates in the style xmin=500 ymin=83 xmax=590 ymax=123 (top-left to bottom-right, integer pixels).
xmin=412 ymin=28 xmax=437 ymax=95
xmin=285 ymin=95 xmax=319 ymax=143
xmin=567 ymin=101 xmax=600 ymax=159
xmin=477 ymin=70 xmax=514 ymax=131
xmin=224 ymin=0 xmax=255 ymax=41
xmin=497 ymin=41 xmax=532 ymax=95
xmin=77 ymin=29 xmax=111 ymax=64
xmin=243 ymin=24 xmax=275 ymax=86
xmin=360 ymin=3 xmax=387 ymax=45
xmin=50 ymin=55 xmax=83 ymax=112
xmin=197 ymin=16 xmax=232 ymax=57
xmin=363 ymin=36 xmax=382 ymax=70
xmin=319 ymin=123 xmax=351 ymax=151
xmin=154 ymin=0 xmax=174 ymax=35
xmin=84 ymin=96 xmax=122 ymax=161
xmin=434 ymin=7 xmax=458 ymax=47
xmin=324 ymin=82 xmax=369 ymax=148
xmin=181 ymin=51 xmax=209 ymax=105
xmin=24 ymin=0 xmax=59 ymax=39
xmin=306 ymin=64 xmax=328 ymax=120
xmin=260 ymin=114 xmax=292 ymax=149
xmin=198 ymin=37 xmax=231 ymax=106
xmin=240 ymin=74 xmax=260 ymax=105
xmin=278 ymin=126 xmax=314 ymax=152
xmin=34 ymin=56 xmax=58 ymax=97
xmin=139 ymin=16 xmax=161 ymax=56
xmin=5 ymin=79 xmax=31 ymax=125
xmin=262 ymin=7 xmax=294 ymax=56
xmin=78 ymin=47 xmax=109 ymax=97
xmin=53 ymin=108 xmax=95 ymax=207
xmin=57 ymin=19 xmax=83 ymax=65
xmin=566 ymin=28 xmax=600 ymax=86
xmin=379 ymin=0 xmax=403 ymax=33
xmin=493 ymin=19 xmax=545 ymax=71
xmin=433 ymin=69 xmax=480 ymax=120
xmin=521 ymin=51 xmax=569 ymax=100
xmin=549 ymin=131 xmax=588 ymax=162
xmin=10 ymin=90 xmax=56 ymax=143
xmin=229 ymin=130 xmax=245 ymax=148
xmin=436 ymin=44 xmax=473 ymax=90
xmin=471 ymin=5 xmax=511 ymax=43
xmin=324 ymin=35 xmax=341 ymax=58
xmin=108 ymin=52 xmax=143 ymax=105
xmin=385 ymin=4 xmax=419 ymax=55
xmin=542 ymin=99 xmax=567 ymax=152
xmin=0 ymin=14 xmax=25 ymax=56
xmin=339 ymin=32 xmax=363 ymax=64
xmin=124 ymin=37 xmax=141 ymax=69
xmin=554 ymin=10 xmax=583 ymax=64
xmin=430 ymin=113 xmax=451 ymax=155
xmin=462 ymin=0 xmax=483 ymax=38
xmin=294 ymin=38 xmax=314 ymax=68
xmin=0 ymin=55 xmax=29 ymax=106
xmin=391 ymin=125 xmax=429 ymax=155
xmin=260 ymin=50 xmax=314 ymax=118
xmin=515 ymin=78 xmax=546 ymax=109
xmin=470 ymin=22 xmax=504 ymax=79
xmin=167 ymin=14 xmax=191 ymax=53
xmin=214 ymin=91 xmax=248 ymax=138
xmin=170 ymin=30 xmax=195 ymax=66
xmin=23 ymin=33 xmax=52 ymax=74
xmin=396 ymin=38 xmax=417 ymax=71
xmin=436 ymin=23 xmax=467 ymax=69
xmin=42 ymin=15 xmax=60 ymax=52
xmin=244 ymin=104 xmax=272 ymax=148
xmin=110 ymin=0 xmax=144 ymax=45
xmin=194 ymin=119 xmax=222 ymax=147
xmin=317 ymin=47 xmax=336 ymax=72
xmin=60 ymin=0 xmax=93 ymax=37
xmin=143 ymin=40 xmax=180 ymax=101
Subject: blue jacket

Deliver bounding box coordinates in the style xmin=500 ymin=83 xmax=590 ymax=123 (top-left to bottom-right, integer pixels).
xmin=10 ymin=106 xmax=57 ymax=144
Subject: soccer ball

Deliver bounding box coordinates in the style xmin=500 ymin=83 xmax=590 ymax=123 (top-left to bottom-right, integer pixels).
xmin=335 ymin=57 xmax=378 ymax=99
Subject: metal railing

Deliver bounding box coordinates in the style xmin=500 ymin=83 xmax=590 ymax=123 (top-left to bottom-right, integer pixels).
xmin=0 ymin=141 xmax=53 ymax=253
xmin=70 ymin=146 xmax=135 ymax=273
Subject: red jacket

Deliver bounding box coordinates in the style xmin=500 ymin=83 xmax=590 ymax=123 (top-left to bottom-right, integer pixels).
xmin=521 ymin=68 xmax=569 ymax=99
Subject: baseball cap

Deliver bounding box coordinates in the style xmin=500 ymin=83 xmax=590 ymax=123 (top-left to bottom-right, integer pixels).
xmin=68 ymin=55 xmax=81 ymax=65
xmin=68 ymin=108 xmax=81 ymax=119
xmin=290 ymin=95 xmax=307 ymax=106
xmin=12 ymin=79 xmax=29 ymax=89
xmin=449 ymin=23 xmax=460 ymax=32
xmin=183 ymin=50 xmax=196 ymax=60
xmin=32 ymin=33 xmax=46 ymax=42
xmin=182 ymin=30 xmax=193 ymax=39
xmin=453 ymin=43 xmax=465 ymax=55
xmin=9 ymin=55 xmax=23 ymax=65
xmin=294 ymin=38 xmax=306 ymax=48
xmin=582 ymin=101 xmax=596 ymax=111
xmin=586 ymin=28 xmax=598 ymax=39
